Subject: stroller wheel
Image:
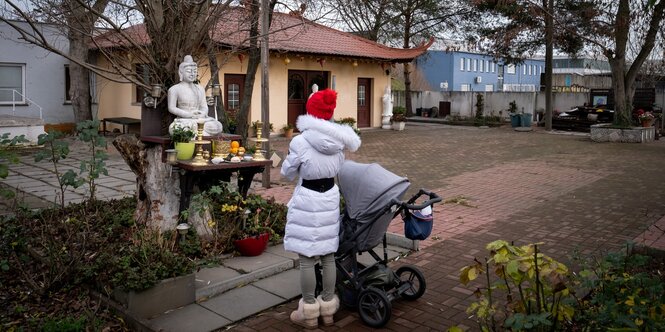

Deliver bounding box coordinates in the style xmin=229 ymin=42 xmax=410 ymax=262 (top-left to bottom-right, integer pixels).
xmin=357 ymin=287 xmax=392 ymax=328
xmin=396 ymin=265 xmax=426 ymax=300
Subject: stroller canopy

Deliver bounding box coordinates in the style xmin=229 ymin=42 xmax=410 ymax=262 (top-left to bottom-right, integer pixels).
xmin=338 ymin=160 xmax=410 ymax=223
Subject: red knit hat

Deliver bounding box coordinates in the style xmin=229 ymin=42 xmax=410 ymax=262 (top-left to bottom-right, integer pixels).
xmin=306 ymin=89 xmax=337 ymax=120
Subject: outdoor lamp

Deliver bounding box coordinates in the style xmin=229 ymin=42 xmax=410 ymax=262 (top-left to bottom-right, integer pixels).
xmin=213 ymin=84 xmax=221 ymax=97
xmin=284 ymin=57 xmax=291 ymax=65
xmin=176 ymin=223 xmax=190 ymax=245
xmin=177 ymin=223 xmax=190 ymax=235
xmin=150 ymin=84 xmax=162 ymax=109
xmin=151 ymin=84 xmax=162 ymax=98
xmin=352 ymin=60 xmax=358 ymax=67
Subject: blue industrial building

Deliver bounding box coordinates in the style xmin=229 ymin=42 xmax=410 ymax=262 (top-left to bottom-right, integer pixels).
xmin=413 ymin=50 xmax=545 ymax=92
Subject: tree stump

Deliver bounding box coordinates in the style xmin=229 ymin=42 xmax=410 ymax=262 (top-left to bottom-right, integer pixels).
xmin=112 ymin=134 xmax=181 ymax=233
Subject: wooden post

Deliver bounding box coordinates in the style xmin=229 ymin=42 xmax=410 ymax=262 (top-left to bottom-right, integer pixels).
xmin=260 ymin=0 xmax=271 ymax=188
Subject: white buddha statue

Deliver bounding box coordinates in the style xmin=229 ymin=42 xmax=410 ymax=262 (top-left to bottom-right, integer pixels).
xmin=168 ymin=55 xmax=223 ymax=137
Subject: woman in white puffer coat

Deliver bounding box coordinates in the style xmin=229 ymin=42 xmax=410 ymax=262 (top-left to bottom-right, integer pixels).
xmin=281 ymin=89 xmax=361 ymax=329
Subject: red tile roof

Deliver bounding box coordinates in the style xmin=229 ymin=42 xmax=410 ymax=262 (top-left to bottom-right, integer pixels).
xmin=94 ymin=9 xmax=431 ymax=62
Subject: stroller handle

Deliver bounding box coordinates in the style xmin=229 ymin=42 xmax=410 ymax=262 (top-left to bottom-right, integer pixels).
xmin=392 ymin=189 xmax=442 ymax=211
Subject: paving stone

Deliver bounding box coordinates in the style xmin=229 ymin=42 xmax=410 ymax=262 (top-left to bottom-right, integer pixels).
xmin=252 ymin=268 xmax=301 ymax=300
xmin=200 ymin=285 xmax=284 ymax=321
xmin=148 ymin=303 xmax=231 ymax=332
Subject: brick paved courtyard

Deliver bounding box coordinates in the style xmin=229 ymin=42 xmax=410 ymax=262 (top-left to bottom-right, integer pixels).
xmin=241 ymin=123 xmax=665 ymax=331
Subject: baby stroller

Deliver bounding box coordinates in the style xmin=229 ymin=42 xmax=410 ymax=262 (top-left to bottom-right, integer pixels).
xmin=316 ymin=161 xmax=441 ymax=328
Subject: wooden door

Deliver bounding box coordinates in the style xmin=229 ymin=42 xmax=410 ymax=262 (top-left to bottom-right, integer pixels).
xmin=357 ymin=78 xmax=371 ymax=127
xmin=287 ymin=70 xmax=328 ymax=127
xmin=224 ymin=74 xmax=245 ymax=119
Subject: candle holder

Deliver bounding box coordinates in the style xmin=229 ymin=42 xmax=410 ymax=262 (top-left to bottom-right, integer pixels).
xmin=191 ymin=120 xmax=211 ymax=166
xmin=249 ymin=121 xmax=268 ymax=161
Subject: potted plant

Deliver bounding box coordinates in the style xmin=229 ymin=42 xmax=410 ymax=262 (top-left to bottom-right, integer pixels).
xmin=637 ymin=110 xmax=656 ymax=127
xmin=232 ymin=194 xmax=284 ymax=256
xmin=391 ymin=106 xmax=407 ymax=131
xmin=171 ymin=125 xmax=196 ymax=160
xmin=507 ymin=100 xmax=520 ymax=128
xmin=183 ymin=184 xmax=286 ymax=256
xmin=282 ymin=123 xmax=294 ymax=138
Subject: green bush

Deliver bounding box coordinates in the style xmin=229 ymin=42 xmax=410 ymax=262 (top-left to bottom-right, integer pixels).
xmin=571 ymin=247 xmax=665 ymax=330
xmin=455 ymin=240 xmax=665 ymax=331
xmin=460 ymin=240 xmax=574 ymax=331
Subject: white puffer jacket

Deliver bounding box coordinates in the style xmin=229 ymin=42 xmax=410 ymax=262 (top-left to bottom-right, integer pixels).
xmin=281 ymin=114 xmax=361 ymax=257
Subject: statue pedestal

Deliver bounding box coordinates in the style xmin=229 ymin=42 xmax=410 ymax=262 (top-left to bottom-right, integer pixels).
xmin=381 ymin=115 xmax=392 ymax=129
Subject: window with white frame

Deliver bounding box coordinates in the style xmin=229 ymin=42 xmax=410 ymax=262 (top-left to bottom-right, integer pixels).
xmin=460 ymin=58 xmax=465 ymax=71
xmin=506 ymin=64 xmax=516 ymax=74
xmin=466 ymin=58 xmax=471 ymax=71
xmin=540 ymin=66 xmax=543 ymax=75
xmin=485 ymin=84 xmax=494 ymax=92
xmin=479 ymin=60 xmax=484 ymax=72
xmin=472 ymin=59 xmax=477 ymax=71
xmin=523 ymin=65 xmax=526 ymax=75
xmin=0 ymin=63 xmax=26 ymax=104
xmin=460 ymin=84 xmax=471 ymax=91
xmin=491 ymin=62 xmax=495 ymax=73
xmin=528 ymin=65 xmax=532 ymax=76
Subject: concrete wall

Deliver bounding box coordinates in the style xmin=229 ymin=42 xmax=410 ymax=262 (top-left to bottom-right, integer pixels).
xmin=411 ymin=91 xmax=589 ymax=118
xmin=0 ymin=21 xmax=75 ymax=124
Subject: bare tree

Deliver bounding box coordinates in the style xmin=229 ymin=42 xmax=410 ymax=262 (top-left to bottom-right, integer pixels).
xmin=563 ymin=0 xmax=665 ymax=127
xmin=470 ymin=0 xmax=585 ymax=130
xmin=327 ymin=0 xmax=474 ymax=116
xmin=324 ymin=0 xmax=396 ymax=43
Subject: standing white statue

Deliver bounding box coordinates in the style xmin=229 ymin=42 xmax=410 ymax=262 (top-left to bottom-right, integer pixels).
xmin=381 ymin=85 xmax=393 ymax=129
xmin=168 ymin=55 xmax=223 ymax=137
xmin=308 ymin=83 xmax=319 ymax=99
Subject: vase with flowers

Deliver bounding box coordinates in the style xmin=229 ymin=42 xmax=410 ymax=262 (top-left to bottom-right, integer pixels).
xmin=638 ymin=111 xmax=656 ymax=127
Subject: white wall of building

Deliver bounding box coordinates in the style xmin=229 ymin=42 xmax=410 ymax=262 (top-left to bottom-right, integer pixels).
xmin=0 ymin=21 xmax=74 ymax=124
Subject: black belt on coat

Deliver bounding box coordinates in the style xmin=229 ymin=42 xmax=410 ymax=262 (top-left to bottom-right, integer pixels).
xmin=301 ymin=177 xmax=335 ymax=193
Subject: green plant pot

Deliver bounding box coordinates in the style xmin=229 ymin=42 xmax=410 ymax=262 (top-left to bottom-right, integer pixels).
xmin=510 ymin=114 xmax=521 ymax=127
xmin=175 ymin=142 xmax=195 ymax=160
xmin=521 ymin=114 xmax=532 ymax=127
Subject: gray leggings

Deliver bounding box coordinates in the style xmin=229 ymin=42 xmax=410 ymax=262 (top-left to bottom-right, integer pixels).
xmin=298 ymin=253 xmax=336 ymax=304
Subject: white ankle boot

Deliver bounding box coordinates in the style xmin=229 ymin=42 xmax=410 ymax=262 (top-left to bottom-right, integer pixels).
xmin=290 ymin=299 xmax=320 ymax=329
xmin=316 ymin=294 xmax=340 ymax=326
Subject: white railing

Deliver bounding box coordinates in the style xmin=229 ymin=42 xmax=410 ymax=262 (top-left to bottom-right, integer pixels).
xmin=0 ymin=89 xmax=43 ymax=119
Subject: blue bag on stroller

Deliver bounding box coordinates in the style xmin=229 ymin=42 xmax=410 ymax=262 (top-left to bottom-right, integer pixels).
xmin=403 ymin=208 xmax=433 ymax=240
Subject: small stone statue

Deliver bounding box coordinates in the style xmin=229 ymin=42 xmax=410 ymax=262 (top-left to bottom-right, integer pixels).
xmin=382 ymin=85 xmax=393 ymax=116
xmin=168 ymin=55 xmax=223 ymax=137
xmin=381 ymin=85 xmax=393 ymax=129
